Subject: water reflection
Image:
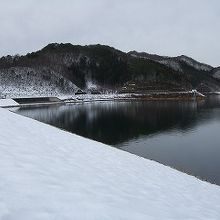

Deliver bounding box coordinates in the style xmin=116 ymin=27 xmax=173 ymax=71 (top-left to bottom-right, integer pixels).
xmin=14 ymin=95 xmax=220 ymax=185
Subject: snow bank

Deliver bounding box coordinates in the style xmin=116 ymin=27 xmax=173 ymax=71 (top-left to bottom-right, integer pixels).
xmin=0 ymin=108 xmax=220 ymax=219
xmin=0 ymin=99 xmax=19 ymax=107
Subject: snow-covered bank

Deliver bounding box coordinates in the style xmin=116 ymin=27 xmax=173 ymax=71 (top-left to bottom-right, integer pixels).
xmin=0 ymin=89 xmax=208 ymax=108
xmin=0 ymin=108 xmax=220 ymax=219
xmin=0 ymin=99 xmax=19 ymax=107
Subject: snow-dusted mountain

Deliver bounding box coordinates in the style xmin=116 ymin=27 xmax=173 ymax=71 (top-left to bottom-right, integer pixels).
xmin=0 ymin=66 xmax=78 ymax=98
xmin=212 ymin=67 xmax=220 ymax=80
xmin=0 ymin=43 xmax=220 ymax=98
xmin=176 ymin=55 xmax=213 ymax=72
xmin=128 ymin=51 xmax=213 ymax=73
xmin=128 ymin=50 xmax=220 ymax=92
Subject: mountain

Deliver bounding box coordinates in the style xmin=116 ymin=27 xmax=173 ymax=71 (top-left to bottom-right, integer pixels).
xmin=128 ymin=51 xmax=220 ymax=92
xmin=128 ymin=51 xmax=213 ymax=72
xmin=212 ymin=67 xmax=220 ymax=80
xmin=0 ymin=43 xmax=219 ymax=98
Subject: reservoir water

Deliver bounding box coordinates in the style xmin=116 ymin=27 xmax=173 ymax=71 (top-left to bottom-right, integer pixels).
xmin=14 ymin=95 xmax=220 ymax=185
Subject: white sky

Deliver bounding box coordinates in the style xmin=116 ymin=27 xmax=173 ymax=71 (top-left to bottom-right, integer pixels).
xmin=0 ymin=0 xmax=219 ymax=66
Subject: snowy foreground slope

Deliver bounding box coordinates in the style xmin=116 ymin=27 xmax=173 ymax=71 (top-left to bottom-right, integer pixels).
xmin=0 ymin=108 xmax=220 ymax=220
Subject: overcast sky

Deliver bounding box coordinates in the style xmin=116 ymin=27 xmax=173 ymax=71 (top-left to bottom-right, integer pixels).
xmin=0 ymin=0 xmax=219 ymax=66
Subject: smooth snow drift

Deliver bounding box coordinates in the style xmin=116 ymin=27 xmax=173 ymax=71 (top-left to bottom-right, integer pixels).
xmin=0 ymin=108 xmax=220 ymax=219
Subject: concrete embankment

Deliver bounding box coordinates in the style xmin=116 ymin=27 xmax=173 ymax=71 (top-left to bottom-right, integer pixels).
xmin=0 ymin=97 xmax=64 ymax=108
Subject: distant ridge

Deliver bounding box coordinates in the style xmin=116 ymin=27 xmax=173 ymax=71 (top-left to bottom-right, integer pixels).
xmin=0 ymin=43 xmax=220 ymax=98
xmin=128 ymin=51 xmax=213 ymax=72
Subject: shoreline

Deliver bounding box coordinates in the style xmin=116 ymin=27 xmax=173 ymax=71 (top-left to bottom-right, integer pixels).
xmin=0 ymin=90 xmax=208 ymax=108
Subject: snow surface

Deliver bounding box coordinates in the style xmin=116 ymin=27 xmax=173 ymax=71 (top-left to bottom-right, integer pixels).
xmin=0 ymin=99 xmax=19 ymax=107
xmin=0 ymin=108 xmax=220 ymax=219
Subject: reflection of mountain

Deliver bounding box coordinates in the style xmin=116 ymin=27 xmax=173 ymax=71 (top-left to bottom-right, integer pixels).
xmin=15 ymin=96 xmax=220 ymax=145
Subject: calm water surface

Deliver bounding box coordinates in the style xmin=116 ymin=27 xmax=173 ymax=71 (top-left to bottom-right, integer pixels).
xmin=14 ymin=96 xmax=220 ymax=185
